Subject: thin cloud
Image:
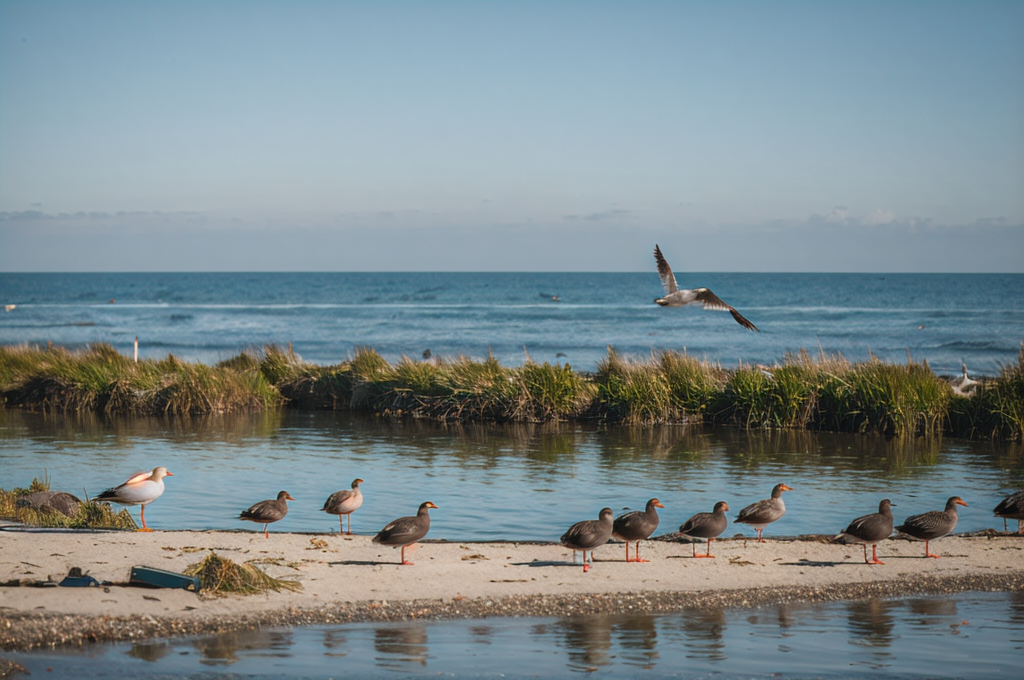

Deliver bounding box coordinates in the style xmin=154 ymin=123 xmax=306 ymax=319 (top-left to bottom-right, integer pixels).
xmin=563 ymin=209 xmax=634 ymax=222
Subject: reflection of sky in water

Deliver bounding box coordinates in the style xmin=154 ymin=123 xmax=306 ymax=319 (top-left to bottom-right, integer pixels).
xmin=1 ymin=411 xmax=1021 ymax=541
xmin=8 ymin=593 xmax=1021 ymax=678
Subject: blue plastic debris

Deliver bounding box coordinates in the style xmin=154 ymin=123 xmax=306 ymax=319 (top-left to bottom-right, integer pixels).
xmin=129 ymin=566 xmax=200 ymax=591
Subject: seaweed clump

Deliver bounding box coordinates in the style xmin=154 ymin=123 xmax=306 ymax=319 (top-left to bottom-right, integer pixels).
xmin=184 ymin=551 xmax=302 ymax=596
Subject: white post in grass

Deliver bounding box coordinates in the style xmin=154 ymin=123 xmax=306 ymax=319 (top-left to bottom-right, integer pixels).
xmin=134 ymin=336 xmax=139 ymax=363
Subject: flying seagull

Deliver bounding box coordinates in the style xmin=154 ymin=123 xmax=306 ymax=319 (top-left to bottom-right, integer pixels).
xmin=652 ymin=244 xmax=759 ymax=332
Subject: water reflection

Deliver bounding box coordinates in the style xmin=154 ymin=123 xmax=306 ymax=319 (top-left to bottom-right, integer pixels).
xmin=373 ymin=624 xmax=429 ymax=669
xmin=547 ymin=615 xmax=614 ymax=672
xmin=125 ymin=641 xmax=173 ymax=662
xmin=193 ymin=629 xmax=293 ymax=666
xmin=847 ymin=599 xmax=899 ymax=649
xmin=614 ymin=614 xmax=659 ymax=669
xmin=321 ymin=628 xmax=347 ymax=657
xmin=468 ymin=624 xmax=494 ymax=645
xmin=671 ymin=608 xmax=727 ymax=661
xmin=8 ymin=594 xmax=1022 ymax=678
xmin=906 ymin=597 xmax=959 ymax=625
xmin=1010 ymin=592 xmax=1024 ymax=652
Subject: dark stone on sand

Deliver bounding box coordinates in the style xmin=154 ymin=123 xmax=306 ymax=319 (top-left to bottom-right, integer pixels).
xmin=15 ymin=491 xmax=82 ymax=517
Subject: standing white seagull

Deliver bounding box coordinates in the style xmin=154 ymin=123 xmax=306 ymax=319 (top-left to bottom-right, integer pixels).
xmin=96 ymin=466 xmax=173 ymax=531
xmin=652 ymin=244 xmax=759 ymax=332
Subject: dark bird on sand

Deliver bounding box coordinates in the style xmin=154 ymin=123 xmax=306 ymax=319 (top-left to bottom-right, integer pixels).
xmin=835 ymin=499 xmax=895 ymax=565
xmin=735 ymin=483 xmax=791 ymax=542
xmin=679 ymin=501 xmax=730 ymax=558
xmin=373 ymin=501 xmax=438 ymax=565
xmin=561 ymin=508 xmax=614 ymax=573
xmin=652 ymin=244 xmax=759 ymax=331
xmin=612 ymin=498 xmax=664 ymax=563
xmin=896 ymin=496 xmax=967 ymax=558
xmin=239 ymin=491 xmax=294 ymax=538
xmin=993 ymin=490 xmax=1024 ymax=534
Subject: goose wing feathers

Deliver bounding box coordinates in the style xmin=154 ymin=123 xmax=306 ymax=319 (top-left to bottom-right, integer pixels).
xmin=561 ymin=509 xmax=614 ymax=551
xmin=322 ymin=488 xmax=362 ymax=514
xmin=994 ymin=490 xmax=1024 ymax=520
xmin=374 ymin=515 xmax=429 ymax=546
xmin=680 ymin=509 xmax=728 ymax=539
xmin=736 ymin=497 xmax=785 ymax=525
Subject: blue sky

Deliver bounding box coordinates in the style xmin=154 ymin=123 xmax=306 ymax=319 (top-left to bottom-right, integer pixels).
xmin=1 ymin=0 xmax=1021 ymax=272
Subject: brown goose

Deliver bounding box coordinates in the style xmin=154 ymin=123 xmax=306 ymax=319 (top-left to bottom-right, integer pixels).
xmin=322 ymin=478 xmax=364 ymax=534
xmin=835 ymin=499 xmax=895 ymax=565
xmin=239 ymin=491 xmax=294 ymax=538
xmin=561 ymin=507 xmax=614 ymax=572
xmin=896 ymin=496 xmax=967 ymax=558
xmin=653 ymin=244 xmax=759 ymax=331
xmin=96 ymin=466 xmax=173 ymax=532
xmin=612 ymin=498 xmax=664 ymax=563
xmin=373 ymin=501 xmax=437 ymax=565
xmin=679 ymin=501 xmax=729 ymax=558
xmin=993 ymin=490 xmax=1024 ymax=534
xmin=735 ymin=483 xmax=792 ymax=542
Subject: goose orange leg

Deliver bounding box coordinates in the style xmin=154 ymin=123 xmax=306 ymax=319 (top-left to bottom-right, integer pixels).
xmin=694 ymin=537 xmax=716 ymax=558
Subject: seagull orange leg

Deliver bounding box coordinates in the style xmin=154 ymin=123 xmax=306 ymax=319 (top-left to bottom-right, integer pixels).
xmin=401 ymin=545 xmax=414 ymax=565
xmin=635 ymin=542 xmax=648 ymax=563
xmin=924 ymin=540 xmax=940 ymax=558
xmin=868 ymin=543 xmax=884 ymax=565
xmin=583 ymin=550 xmax=591 ymax=573
xmin=264 ymin=525 xmax=269 ymax=539
xmin=137 ymin=505 xmax=153 ymax=532
xmin=756 ymin=528 xmax=765 ymax=543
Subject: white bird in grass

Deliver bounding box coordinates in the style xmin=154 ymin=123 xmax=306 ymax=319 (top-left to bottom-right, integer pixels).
xmin=652 ymin=244 xmax=759 ymax=332
xmin=949 ymin=362 xmax=977 ymax=397
xmin=96 ymin=466 xmax=173 ymax=531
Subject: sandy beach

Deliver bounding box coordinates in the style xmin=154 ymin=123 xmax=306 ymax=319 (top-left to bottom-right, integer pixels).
xmin=1 ymin=528 xmax=1021 ymax=652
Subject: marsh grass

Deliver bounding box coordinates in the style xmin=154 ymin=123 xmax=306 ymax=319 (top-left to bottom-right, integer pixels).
xmin=594 ymin=349 xmax=674 ymax=424
xmin=1 ymin=343 xmax=282 ymax=416
xmin=1 ymin=341 xmax=1021 ymax=439
xmin=0 ymin=476 xmax=138 ymax=530
xmin=184 ymin=551 xmax=303 ymax=596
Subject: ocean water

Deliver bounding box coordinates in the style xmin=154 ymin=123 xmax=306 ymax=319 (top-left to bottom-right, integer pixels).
xmin=8 ymin=592 xmax=1023 ymax=678
xmin=1 ymin=272 xmax=1022 ymax=375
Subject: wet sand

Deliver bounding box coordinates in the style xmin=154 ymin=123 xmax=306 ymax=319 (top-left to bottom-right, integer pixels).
xmin=1 ymin=529 xmax=1021 ymax=651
